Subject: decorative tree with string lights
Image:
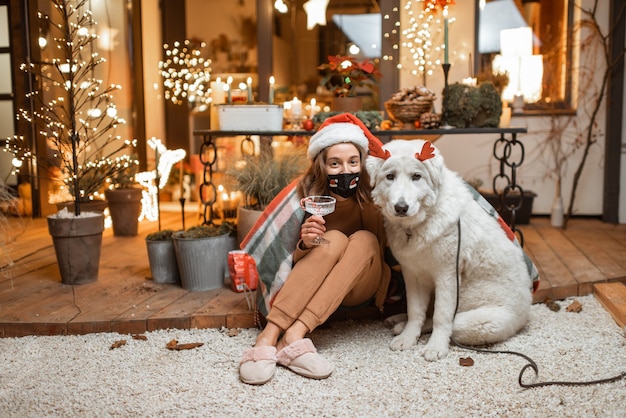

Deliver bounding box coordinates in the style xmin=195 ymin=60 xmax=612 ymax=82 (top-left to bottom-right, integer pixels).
xmin=5 ymin=0 xmax=136 ymax=215
xmin=400 ymin=0 xmax=454 ymax=86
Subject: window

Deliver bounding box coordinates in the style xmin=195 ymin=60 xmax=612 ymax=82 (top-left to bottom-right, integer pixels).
xmin=477 ymin=0 xmax=573 ymax=111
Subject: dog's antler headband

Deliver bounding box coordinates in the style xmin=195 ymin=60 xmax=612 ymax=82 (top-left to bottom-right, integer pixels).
xmin=370 ymin=140 xmax=436 ymax=161
xmin=415 ymin=141 xmax=436 ymax=161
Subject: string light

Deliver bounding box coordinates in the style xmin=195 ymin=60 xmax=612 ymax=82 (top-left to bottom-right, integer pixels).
xmin=136 ymin=138 xmax=186 ymax=222
xmin=158 ymin=40 xmax=212 ymax=112
xmin=399 ymin=0 xmax=453 ymax=85
xmin=7 ymin=0 xmax=137 ymax=209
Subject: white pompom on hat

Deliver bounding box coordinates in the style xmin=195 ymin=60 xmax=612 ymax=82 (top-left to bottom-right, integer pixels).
xmin=307 ymin=113 xmax=390 ymax=161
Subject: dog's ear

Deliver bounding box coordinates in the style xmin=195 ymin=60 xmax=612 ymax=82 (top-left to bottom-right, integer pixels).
xmin=365 ymin=155 xmax=384 ymax=187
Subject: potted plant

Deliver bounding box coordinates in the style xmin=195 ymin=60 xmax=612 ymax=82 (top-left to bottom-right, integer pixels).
xmin=7 ymin=0 xmax=136 ymax=284
xmin=225 ymin=149 xmax=308 ymax=244
xmin=104 ymin=158 xmax=143 ymax=236
xmin=444 ymin=82 xmax=502 ymax=128
xmin=145 ymin=229 xmax=180 ymax=284
xmin=172 ymin=222 xmax=237 ymax=291
xmin=318 ymin=55 xmax=382 ymax=111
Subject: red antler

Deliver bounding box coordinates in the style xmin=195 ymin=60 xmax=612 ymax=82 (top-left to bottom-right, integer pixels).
xmin=415 ymin=141 xmax=436 ymax=161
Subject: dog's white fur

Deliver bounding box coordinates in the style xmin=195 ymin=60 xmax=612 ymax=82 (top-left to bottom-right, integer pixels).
xmin=366 ymin=140 xmax=533 ymax=361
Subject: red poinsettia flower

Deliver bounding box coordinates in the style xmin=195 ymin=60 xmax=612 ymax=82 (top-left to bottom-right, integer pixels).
xmin=422 ymin=0 xmax=455 ymax=12
xmin=318 ymin=55 xmax=382 ymax=97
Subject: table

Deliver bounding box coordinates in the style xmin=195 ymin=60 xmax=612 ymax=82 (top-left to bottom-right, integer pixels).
xmin=193 ymin=127 xmax=529 ymax=243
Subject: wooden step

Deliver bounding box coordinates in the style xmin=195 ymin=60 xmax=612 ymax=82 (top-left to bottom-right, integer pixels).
xmin=593 ymin=281 xmax=626 ymax=329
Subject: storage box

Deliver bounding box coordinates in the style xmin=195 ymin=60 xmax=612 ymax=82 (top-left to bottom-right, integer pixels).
xmin=217 ymin=104 xmax=284 ymax=131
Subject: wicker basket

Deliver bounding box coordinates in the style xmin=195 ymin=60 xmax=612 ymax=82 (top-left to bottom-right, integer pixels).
xmin=384 ymin=97 xmax=435 ymax=124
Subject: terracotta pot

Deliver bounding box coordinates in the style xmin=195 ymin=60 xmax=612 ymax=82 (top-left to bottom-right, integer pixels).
xmin=47 ymin=212 xmax=105 ymax=285
xmin=237 ymin=206 xmax=263 ymax=245
xmin=331 ymin=96 xmax=363 ymax=113
xmin=56 ymin=200 xmax=108 ymax=214
xmin=105 ymin=188 xmax=143 ymax=236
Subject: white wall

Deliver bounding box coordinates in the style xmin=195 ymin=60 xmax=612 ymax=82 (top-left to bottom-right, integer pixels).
xmin=142 ymin=0 xmax=166 ymax=148
xmin=400 ymin=0 xmax=612 ymax=217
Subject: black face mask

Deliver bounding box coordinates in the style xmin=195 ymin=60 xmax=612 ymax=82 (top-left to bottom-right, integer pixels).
xmin=328 ymin=172 xmax=360 ymax=198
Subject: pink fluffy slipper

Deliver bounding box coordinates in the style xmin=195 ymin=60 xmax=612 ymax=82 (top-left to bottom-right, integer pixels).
xmin=239 ymin=345 xmax=277 ymax=385
xmin=276 ymin=338 xmax=333 ymax=380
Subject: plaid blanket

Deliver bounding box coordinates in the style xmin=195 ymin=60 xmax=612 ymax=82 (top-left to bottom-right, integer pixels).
xmin=467 ymin=184 xmax=540 ymax=292
xmin=241 ymin=179 xmax=304 ymax=317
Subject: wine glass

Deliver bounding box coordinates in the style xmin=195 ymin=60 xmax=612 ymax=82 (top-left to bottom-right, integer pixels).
xmin=303 ymin=196 xmax=336 ymax=245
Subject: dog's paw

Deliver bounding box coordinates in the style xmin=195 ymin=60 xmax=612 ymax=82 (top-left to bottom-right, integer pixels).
xmin=390 ymin=333 xmax=418 ymax=351
xmin=421 ymin=341 xmax=449 ymax=361
xmin=383 ymin=313 xmax=408 ymax=329
xmin=392 ymin=321 xmax=407 ymax=335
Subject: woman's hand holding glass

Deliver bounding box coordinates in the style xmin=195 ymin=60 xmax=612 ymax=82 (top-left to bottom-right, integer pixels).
xmin=301 ymin=196 xmax=336 ymax=246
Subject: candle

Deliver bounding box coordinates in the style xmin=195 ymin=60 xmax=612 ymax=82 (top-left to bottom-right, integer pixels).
xmin=444 ymin=17 xmax=449 ymax=64
xmin=226 ymin=76 xmax=233 ymax=104
xmin=269 ymin=76 xmax=275 ymax=104
xmin=291 ymin=97 xmax=302 ymax=117
xmin=210 ymin=77 xmax=225 ymax=104
xmin=462 ymin=77 xmax=477 ymax=87
xmin=309 ymin=98 xmax=317 ymax=117
xmin=247 ymin=77 xmax=253 ymax=103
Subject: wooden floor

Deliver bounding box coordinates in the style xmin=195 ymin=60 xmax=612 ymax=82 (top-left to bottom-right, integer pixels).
xmin=1 ymin=210 xmax=625 ymax=338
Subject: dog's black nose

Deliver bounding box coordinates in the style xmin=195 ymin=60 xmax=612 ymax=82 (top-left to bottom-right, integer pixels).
xmin=394 ymin=201 xmax=409 ymax=216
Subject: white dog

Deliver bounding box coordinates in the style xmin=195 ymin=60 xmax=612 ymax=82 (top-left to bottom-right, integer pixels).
xmin=366 ymin=139 xmax=536 ymax=361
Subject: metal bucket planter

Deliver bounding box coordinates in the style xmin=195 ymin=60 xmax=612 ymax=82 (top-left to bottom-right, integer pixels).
xmin=47 ymin=212 xmax=105 ymax=285
xmin=145 ymin=239 xmax=180 ymax=284
xmin=172 ymin=232 xmax=236 ymax=291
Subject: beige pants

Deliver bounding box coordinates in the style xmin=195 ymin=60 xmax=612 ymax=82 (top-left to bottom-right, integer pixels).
xmin=266 ymin=229 xmax=383 ymax=332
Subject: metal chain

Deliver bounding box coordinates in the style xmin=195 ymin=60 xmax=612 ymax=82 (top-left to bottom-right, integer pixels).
xmin=240 ymin=135 xmax=256 ymax=157
xmin=492 ymin=132 xmax=526 ymax=245
xmin=199 ymin=136 xmax=218 ymax=226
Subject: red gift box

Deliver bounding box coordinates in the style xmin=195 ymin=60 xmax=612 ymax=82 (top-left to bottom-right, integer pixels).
xmin=228 ymin=250 xmax=258 ymax=293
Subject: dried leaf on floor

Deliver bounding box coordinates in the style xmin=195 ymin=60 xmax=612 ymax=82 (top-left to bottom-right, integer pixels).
xmin=132 ymin=334 xmax=148 ymax=340
xmin=459 ymin=357 xmax=474 ymax=367
xmin=165 ymin=339 xmax=204 ymax=350
xmin=173 ymin=342 xmax=204 ymax=350
xmin=110 ymin=340 xmax=127 ymax=350
xmin=544 ymin=298 xmax=561 ymax=312
xmin=566 ymin=300 xmax=583 ymax=313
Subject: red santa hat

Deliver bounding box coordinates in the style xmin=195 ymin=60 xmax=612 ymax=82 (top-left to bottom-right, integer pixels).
xmin=307 ymin=113 xmax=390 ymax=161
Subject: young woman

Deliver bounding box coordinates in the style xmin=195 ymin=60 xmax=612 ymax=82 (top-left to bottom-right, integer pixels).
xmin=239 ymin=113 xmax=392 ymax=385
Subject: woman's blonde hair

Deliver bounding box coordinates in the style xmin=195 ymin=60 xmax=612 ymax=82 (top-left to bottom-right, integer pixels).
xmin=296 ymin=144 xmax=372 ymax=206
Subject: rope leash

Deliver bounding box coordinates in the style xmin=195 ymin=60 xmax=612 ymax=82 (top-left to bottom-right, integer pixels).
xmin=452 ymin=218 xmax=626 ymax=388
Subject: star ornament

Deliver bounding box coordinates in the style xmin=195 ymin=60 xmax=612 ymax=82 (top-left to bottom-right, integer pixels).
xmin=303 ymin=0 xmax=329 ymax=30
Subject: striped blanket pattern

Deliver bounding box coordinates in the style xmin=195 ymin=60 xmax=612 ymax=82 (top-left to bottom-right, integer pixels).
xmin=467 ymin=183 xmax=540 ymax=292
xmin=241 ymin=179 xmax=304 ymax=317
